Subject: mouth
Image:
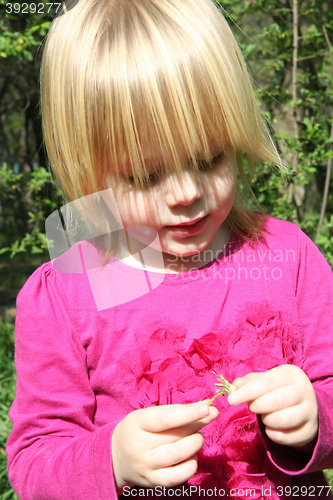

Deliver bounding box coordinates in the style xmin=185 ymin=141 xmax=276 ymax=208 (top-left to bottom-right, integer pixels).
xmin=164 ymin=214 xmax=209 ymax=237
xmin=176 ymin=216 xmax=207 ymax=227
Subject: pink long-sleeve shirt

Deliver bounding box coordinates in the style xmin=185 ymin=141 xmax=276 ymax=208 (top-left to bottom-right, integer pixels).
xmin=7 ymin=216 xmax=333 ymax=499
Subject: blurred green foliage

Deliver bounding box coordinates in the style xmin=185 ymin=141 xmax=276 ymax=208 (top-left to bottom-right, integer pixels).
xmin=0 ymin=0 xmax=61 ymax=260
xmin=0 ymin=317 xmax=18 ymax=500
xmin=0 ymin=163 xmax=61 ymax=258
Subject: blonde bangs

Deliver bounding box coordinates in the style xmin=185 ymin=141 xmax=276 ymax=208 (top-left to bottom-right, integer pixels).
xmin=42 ymin=0 xmax=279 ymax=194
xmin=101 ymin=0 xmax=278 ymax=184
xmin=42 ymin=0 xmax=282 ymax=238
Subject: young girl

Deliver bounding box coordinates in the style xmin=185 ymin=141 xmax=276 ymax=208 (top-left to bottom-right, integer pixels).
xmin=7 ymin=0 xmax=333 ymax=499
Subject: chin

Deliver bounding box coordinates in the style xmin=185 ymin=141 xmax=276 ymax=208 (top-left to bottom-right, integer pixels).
xmin=165 ymin=242 xmax=211 ymax=258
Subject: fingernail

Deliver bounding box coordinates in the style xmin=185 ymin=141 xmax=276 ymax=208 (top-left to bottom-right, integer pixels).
xmin=228 ymin=393 xmax=239 ymax=405
xmin=210 ymin=406 xmax=219 ymax=418
xmin=199 ymin=405 xmax=210 ymax=417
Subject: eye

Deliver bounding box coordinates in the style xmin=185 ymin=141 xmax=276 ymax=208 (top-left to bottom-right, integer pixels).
xmin=127 ymin=168 xmax=163 ymax=187
xmin=197 ymin=152 xmax=225 ymax=171
xmin=145 ymin=170 xmax=163 ymax=185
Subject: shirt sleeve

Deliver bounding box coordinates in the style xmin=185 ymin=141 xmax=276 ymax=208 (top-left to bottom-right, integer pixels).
xmin=6 ymin=263 xmax=120 ymax=500
xmin=262 ymin=223 xmax=333 ymax=474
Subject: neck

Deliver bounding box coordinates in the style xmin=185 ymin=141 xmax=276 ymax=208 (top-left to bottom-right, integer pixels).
xmin=162 ymin=225 xmax=231 ymax=273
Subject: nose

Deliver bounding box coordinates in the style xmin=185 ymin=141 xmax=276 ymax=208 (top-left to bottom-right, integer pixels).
xmin=165 ymin=170 xmax=203 ymax=208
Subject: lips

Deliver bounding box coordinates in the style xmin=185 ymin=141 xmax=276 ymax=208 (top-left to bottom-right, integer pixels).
xmin=165 ymin=214 xmax=209 ymax=238
xmin=177 ymin=216 xmax=207 ymax=227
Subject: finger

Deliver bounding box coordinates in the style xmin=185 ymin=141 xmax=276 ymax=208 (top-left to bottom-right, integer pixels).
xmin=229 ymin=367 xmax=297 ymax=406
xmin=160 ymin=412 xmax=219 ymax=441
xmin=138 ymin=403 xmax=218 ymax=433
xmin=149 ymin=456 xmax=198 ymax=488
xmin=261 ymin=405 xmax=308 ymax=430
xmin=150 ymin=432 xmax=204 ymax=469
xmin=264 ymin=421 xmax=318 ymax=448
xmin=141 ymin=406 xmax=218 ymax=448
xmin=248 ymin=386 xmax=302 ymax=414
xmin=193 ymin=400 xmax=220 ymax=426
xmin=232 ymin=372 xmax=265 ymax=388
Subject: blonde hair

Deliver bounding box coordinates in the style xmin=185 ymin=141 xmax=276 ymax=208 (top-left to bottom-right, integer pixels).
xmin=41 ymin=0 xmax=282 ymax=240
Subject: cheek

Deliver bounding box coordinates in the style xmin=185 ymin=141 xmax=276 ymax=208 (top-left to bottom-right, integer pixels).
xmin=208 ymin=165 xmax=237 ymax=206
xmin=223 ymin=163 xmax=237 ymax=198
xmin=223 ymin=160 xmax=237 ymax=187
xmin=228 ymin=170 xmax=237 ymax=200
xmin=116 ymin=190 xmax=158 ymax=226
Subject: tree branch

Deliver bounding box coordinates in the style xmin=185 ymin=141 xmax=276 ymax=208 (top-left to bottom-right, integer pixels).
xmin=291 ymin=0 xmax=299 ymax=150
xmin=315 ymin=25 xmax=333 ymax=241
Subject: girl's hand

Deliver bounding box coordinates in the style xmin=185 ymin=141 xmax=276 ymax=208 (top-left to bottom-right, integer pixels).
xmin=228 ymin=365 xmax=318 ymax=452
xmin=111 ymin=402 xmax=219 ymax=490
